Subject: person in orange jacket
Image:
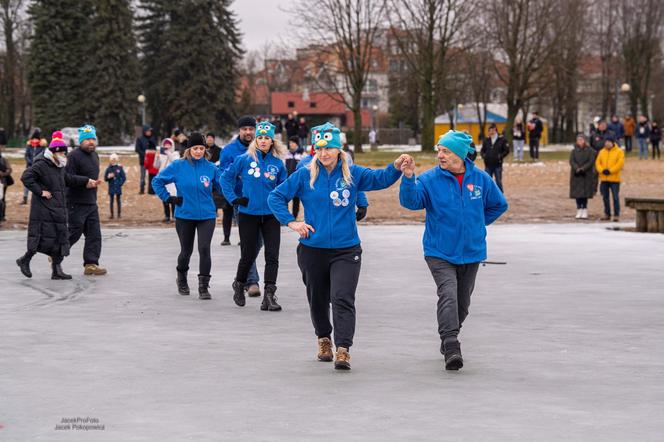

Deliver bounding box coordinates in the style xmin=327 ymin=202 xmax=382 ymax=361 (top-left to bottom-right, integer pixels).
xmin=595 ymin=134 xmax=625 ymax=222
xmin=623 ymin=115 xmax=636 ymax=153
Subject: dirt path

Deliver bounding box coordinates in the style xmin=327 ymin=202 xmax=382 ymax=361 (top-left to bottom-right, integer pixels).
xmin=1 ymin=155 xmax=662 ymax=229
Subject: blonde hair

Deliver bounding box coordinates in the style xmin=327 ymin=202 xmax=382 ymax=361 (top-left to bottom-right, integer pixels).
xmin=182 ymin=147 xmax=211 ymax=161
xmin=247 ymin=137 xmax=286 ymax=161
xmin=307 ymin=150 xmax=353 ymax=189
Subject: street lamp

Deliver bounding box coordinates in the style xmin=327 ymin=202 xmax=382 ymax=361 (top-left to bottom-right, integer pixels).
xmin=615 ymin=83 xmax=630 ymax=115
xmin=137 ymin=94 xmax=146 ymax=126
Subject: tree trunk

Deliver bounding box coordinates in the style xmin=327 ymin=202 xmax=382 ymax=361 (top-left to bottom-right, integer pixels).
xmin=3 ymin=4 xmax=15 ymax=138
xmin=352 ymin=95 xmax=363 ymax=154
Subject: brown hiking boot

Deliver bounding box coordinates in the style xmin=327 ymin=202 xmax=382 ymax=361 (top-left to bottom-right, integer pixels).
xmin=317 ymin=337 xmax=333 ymax=362
xmin=246 ymin=283 xmax=261 ymax=297
xmin=84 ymin=264 xmax=107 ymax=276
xmin=334 ymin=347 xmax=351 ymax=370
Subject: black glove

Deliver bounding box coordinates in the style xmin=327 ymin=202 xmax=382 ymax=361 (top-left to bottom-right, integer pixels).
xmin=356 ymin=206 xmax=367 ymax=221
xmin=167 ymin=196 xmax=183 ymax=206
xmin=234 ymin=197 xmax=249 ymax=207
xmin=602 ymin=169 xmax=610 ymax=176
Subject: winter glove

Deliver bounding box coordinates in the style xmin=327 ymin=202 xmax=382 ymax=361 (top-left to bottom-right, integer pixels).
xmin=167 ymin=196 xmax=184 ymax=206
xmin=355 ymin=206 xmax=367 ymax=221
xmin=234 ymin=197 xmax=249 ymax=207
xmin=602 ymin=169 xmax=611 ymax=176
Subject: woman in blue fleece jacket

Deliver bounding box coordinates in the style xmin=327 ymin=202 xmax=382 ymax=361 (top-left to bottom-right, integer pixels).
xmin=268 ymin=122 xmax=410 ymax=371
xmin=399 ymin=130 xmax=508 ymax=371
xmin=152 ymin=132 xmax=223 ymax=301
xmin=222 ymin=121 xmax=287 ymax=311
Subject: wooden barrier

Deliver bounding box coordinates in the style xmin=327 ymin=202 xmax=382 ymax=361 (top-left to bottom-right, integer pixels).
xmin=625 ymin=198 xmax=664 ymax=233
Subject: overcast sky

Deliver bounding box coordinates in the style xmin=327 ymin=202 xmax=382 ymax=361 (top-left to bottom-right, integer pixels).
xmin=231 ymin=0 xmax=294 ymax=52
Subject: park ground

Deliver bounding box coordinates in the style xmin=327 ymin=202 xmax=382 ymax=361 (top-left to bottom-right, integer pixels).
xmin=1 ymin=223 xmax=663 ymax=441
xmin=1 ymin=150 xmax=663 ymax=229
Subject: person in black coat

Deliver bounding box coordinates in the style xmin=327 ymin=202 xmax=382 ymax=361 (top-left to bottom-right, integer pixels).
xmin=66 ymin=125 xmax=106 ymax=276
xmin=285 ymin=135 xmax=304 ymax=218
xmin=480 ymin=124 xmax=509 ymax=191
xmin=569 ymin=134 xmax=597 ymax=219
xmin=135 ymin=124 xmax=157 ymax=194
xmin=650 ymin=121 xmax=661 ymax=159
xmin=16 ymin=131 xmax=95 ymax=279
xmin=527 ymin=111 xmax=544 ymax=160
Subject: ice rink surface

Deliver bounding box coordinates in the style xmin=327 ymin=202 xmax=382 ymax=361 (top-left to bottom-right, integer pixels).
xmin=1 ymin=223 xmax=663 ymax=441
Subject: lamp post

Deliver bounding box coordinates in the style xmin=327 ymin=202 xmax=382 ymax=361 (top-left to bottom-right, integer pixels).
xmin=137 ymin=94 xmax=146 ymax=126
xmin=614 ymin=82 xmax=630 ymax=116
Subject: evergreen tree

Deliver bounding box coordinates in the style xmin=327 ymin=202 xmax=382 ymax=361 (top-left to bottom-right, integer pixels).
xmin=87 ymin=0 xmax=139 ymax=144
xmin=138 ymin=0 xmax=241 ymax=135
xmin=27 ymin=0 xmax=94 ymax=133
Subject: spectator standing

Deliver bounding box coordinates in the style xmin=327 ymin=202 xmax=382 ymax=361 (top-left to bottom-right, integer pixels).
xmin=297 ymin=117 xmax=309 ymax=149
xmin=623 ymin=115 xmax=635 ymax=153
xmin=480 ymin=124 xmax=509 ymax=192
xmin=104 ymin=153 xmax=126 ymax=219
xmin=284 ymin=135 xmax=304 ymax=218
xmin=595 ymin=134 xmax=625 ymax=222
xmin=143 ymin=143 xmax=160 ymax=195
xmin=22 ymin=129 xmax=43 ymax=204
xmin=155 ymin=138 xmax=180 ymax=223
xmin=590 ymin=120 xmax=611 ymax=152
xmin=527 ymin=111 xmax=543 ymax=161
xmin=650 ymin=121 xmax=661 ymax=160
xmin=135 ymin=125 xmax=157 ymax=194
xmin=0 ymin=144 xmax=12 ymax=222
xmin=285 ymin=113 xmax=298 ymax=140
xmin=608 ymin=115 xmax=625 ymax=147
xmin=512 ymin=117 xmax=526 ymax=161
xmin=569 ymin=134 xmax=596 ymax=220
xmin=636 ymin=115 xmax=650 ymax=160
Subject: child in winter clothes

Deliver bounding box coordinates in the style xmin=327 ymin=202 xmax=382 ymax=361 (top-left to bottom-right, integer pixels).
xmin=155 ymin=138 xmax=180 ymax=222
xmin=104 ymin=153 xmax=126 ymax=219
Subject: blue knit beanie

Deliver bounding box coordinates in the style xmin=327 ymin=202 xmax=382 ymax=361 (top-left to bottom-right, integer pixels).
xmin=255 ymin=121 xmax=276 ymax=139
xmin=78 ymin=124 xmax=97 ymax=144
xmin=436 ymin=130 xmax=474 ymax=159
xmin=312 ymin=122 xmax=342 ymax=149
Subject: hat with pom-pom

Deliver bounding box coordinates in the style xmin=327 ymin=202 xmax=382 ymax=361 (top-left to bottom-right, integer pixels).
xmin=48 ymin=131 xmax=68 ymax=153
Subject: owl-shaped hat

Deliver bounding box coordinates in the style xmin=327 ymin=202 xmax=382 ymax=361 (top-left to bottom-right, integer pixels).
xmin=311 ymin=122 xmax=342 ymax=150
xmin=255 ymin=121 xmax=276 ymax=139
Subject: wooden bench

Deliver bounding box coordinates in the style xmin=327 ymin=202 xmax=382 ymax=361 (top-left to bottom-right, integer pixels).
xmin=625 ymin=198 xmax=664 ymax=233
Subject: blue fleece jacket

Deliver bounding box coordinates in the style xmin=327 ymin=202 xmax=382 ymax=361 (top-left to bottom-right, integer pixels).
xmin=297 ymin=154 xmax=369 ymax=207
xmin=152 ymin=158 xmax=222 ymax=220
xmin=268 ymin=162 xmax=401 ymax=249
xmin=399 ymin=159 xmax=508 ymax=265
xmin=220 ymin=137 xmax=250 ymax=196
xmin=221 ymin=151 xmax=287 ymax=215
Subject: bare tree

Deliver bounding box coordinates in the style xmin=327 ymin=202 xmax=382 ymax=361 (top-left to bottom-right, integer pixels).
xmin=547 ymin=0 xmax=587 ymax=142
xmin=619 ymin=0 xmax=664 ymax=118
xmin=486 ymin=0 xmax=565 ymax=145
xmin=290 ymin=0 xmax=386 ymax=153
xmin=388 ymin=0 xmax=475 ymax=150
xmin=0 ymin=0 xmax=26 ymax=138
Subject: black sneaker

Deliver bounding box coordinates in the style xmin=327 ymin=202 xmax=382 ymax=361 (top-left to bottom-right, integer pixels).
xmin=232 ymin=280 xmax=246 ymax=307
xmin=443 ymin=338 xmax=463 ymax=371
xmin=220 ymin=239 xmax=231 ymax=246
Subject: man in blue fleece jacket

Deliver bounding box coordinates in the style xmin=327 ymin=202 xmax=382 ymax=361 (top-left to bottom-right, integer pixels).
xmin=399 ymin=130 xmax=508 ymax=371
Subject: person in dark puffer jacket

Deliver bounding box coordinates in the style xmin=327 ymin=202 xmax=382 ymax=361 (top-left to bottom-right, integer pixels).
xmin=17 ymin=131 xmax=96 ymax=280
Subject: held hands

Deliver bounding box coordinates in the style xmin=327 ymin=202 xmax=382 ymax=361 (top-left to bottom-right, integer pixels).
xmin=41 ymin=190 xmax=52 ymax=199
xmin=393 ymin=154 xmax=413 ymax=170
xmin=399 ymin=155 xmax=416 ymax=178
xmin=288 ymin=221 xmax=315 ymax=238
xmin=167 ymin=196 xmax=184 ymax=206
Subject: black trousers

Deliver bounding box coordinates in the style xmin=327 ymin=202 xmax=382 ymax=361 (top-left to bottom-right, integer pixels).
xmin=175 ymin=218 xmax=215 ymax=276
xmin=652 ymin=140 xmax=660 ymax=159
xmin=68 ymin=204 xmax=102 ymax=266
xmin=147 ymin=173 xmax=157 ymax=195
xmin=292 ymin=197 xmax=301 ymax=219
xmin=109 ymin=194 xmax=121 ymax=217
xmin=221 ymin=205 xmax=234 ymax=241
xmin=575 ymin=198 xmax=588 ymax=209
xmin=600 ymin=182 xmax=620 ymax=217
xmin=625 ymin=136 xmax=633 ymax=152
xmin=23 ymin=249 xmax=64 ymax=265
xmin=163 ymin=201 xmax=174 ymax=220
xmin=484 ymin=165 xmax=503 ymax=192
xmin=297 ymin=243 xmax=362 ymax=349
xmin=529 ymin=137 xmax=540 ymax=160
xmin=236 ymin=213 xmax=280 ymax=285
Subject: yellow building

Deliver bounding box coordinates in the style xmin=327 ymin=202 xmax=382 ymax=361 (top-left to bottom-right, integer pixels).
xmin=434 ymin=105 xmax=548 ymax=146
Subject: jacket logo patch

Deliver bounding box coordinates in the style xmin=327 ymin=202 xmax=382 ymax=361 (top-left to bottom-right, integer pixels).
xmin=330 ymin=188 xmax=350 ymax=207
xmin=266 ymin=164 xmax=279 ymax=181
xmin=469 ymin=184 xmax=482 ymax=200
xmin=200 ymin=175 xmax=210 ymax=188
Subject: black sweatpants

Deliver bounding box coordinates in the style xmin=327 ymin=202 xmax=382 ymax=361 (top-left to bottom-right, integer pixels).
xmin=147 ymin=173 xmax=157 ymax=195
xmin=652 ymin=140 xmax=661 ymax=159
xmin=68 ymin=203 xmax=102 ymax=266
xmin=297 ymin=243 xmax=362 ymax=349
xmin=529 ymin=137 xmax=540 ymax=160
xmin=236 ymin=213 xmax=280 ymax=285
xmin=163 ymin=201 xmax=174 ymax=220
xmin=292 ymin=197 xmax=301 ymax=219
xmin=175 ymin=218 xmax=215 ymax=276
xmin=109 ymin=194 xmax=121 ymax=217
